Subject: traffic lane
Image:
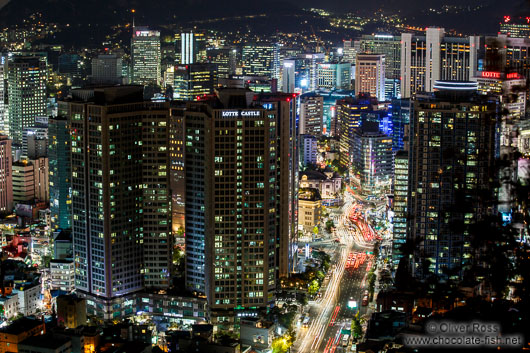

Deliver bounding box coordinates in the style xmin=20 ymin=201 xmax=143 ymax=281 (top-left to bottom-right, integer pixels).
xmin=316 ymin=251 xmax=371 ymax=352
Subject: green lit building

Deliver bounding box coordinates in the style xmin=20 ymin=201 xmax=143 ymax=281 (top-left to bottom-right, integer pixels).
xmin=49 ymin=114 xmax=71 ymax=230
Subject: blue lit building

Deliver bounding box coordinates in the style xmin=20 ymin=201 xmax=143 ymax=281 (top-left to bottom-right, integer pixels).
xmin=390 ymin=98 xmax=412 ymax=152
xmin=48 ymin=114 xmax=71 ymax=230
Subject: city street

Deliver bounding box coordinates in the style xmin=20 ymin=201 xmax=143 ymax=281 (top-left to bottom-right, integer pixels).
xmin=293 ymin=193 xmax=376 ymax=353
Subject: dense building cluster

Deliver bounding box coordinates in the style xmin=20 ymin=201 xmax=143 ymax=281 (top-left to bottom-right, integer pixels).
xmin=0 ymin=6 xmax=528 ymax=353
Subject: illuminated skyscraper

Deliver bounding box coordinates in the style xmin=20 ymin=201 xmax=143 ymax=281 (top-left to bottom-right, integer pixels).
xmin=68 ymin=86 xmax=172 ymax=319
xmin=0 ymin=135 xmax=12 ymax=214
xmin=408 ymin=81 xmax=497 ymax=278
xmin=91 ymin=54 xmax=123 ymax=85
xmin=392 ymin=150 xmax=409 ymax=267
xmin=131 ymin=27 xmax=161 ymax=86
xmin=359 ymin=34 xmax=401 ymax=80
xmin=207 ymin=47 xmax=237 ymax=78
xmin=173 ymin=63 xmax=217 ymax=100
xmin=184 ymin=89 xmax=298 ymax=326
xmin=299 ymin=93 xmax=324 ymax=136
xmin=499 ymin=16 xmax=530 ymax=38
xmin=242 ymin=44 xmax=278 ymax=78
xmin=7 ymin=56 xmax=47 ymax=146
xmin=317 ymin=62 xmax=351 ymax=90
xmin=281 ymin=59 xmax=295 ymax=93
xmin=355 ymin=54 xmax=386 ymax=102
xmin=351 ymin=122 xmax=393 ymax=191
xmin=400 ymin=28 xmax=480 ymax=98
xmin=49 ymin=115 xmax=71 ymax=231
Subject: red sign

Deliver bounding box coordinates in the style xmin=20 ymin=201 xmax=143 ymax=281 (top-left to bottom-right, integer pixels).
xmin=507 ymin=72 xmax=522 ymax=79
xmin=504 ymin=16 xmax=511 ymax=23
xmin=481 ymin=71 xmax=501 ymax=79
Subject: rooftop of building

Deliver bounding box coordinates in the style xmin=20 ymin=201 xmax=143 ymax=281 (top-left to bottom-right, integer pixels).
xmin=300 ymin=170 xmax=327 ymax=181
xmin=299 ymin=187 xmax=322 ymax=201
xmin=19 ymin=334 xmax=71 ymax=349
xmin=0 ymin=317 xmax=44 ymax=335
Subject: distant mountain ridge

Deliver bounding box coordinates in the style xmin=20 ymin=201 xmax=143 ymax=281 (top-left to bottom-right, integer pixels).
xmin=0 ymin=0 xmax=300 ymax=26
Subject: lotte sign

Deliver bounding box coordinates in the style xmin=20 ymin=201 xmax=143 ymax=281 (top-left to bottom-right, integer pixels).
xmin=481 ymin=71 xmax=501 ymax=79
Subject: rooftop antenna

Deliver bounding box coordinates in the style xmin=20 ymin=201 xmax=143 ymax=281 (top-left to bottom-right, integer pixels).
xmin=132 ymin=9 xmax=136 ymax=29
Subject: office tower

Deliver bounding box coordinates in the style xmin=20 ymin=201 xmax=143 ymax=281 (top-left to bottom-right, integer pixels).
xmin=68 ymin=86 xmax=172 ymax=319
xmin=485 ymin=34 xmax=530 ymax=86
xmin=181 ymin=32 xmax=195 ymax=64
xmin=301 ymin=134 xmax=318 ymax=167
xmin=392 ymin=150 xmax=409 ymax=267
xmin=58 ymin=54 xmax=81 ymax=76
xmin=281 ymin=59 xmax=295 ymax=93
xmin=173 ymin=63 xmax=217 ymax=100
xmin=343 ymin=40 xmax=360 ymax=64
xmin=336 ymin=95 xmax=379 ymax=167
xmin=176 ymin=31 xmax=207 ymax=65
xmin=131 ymin=27 xmax=161 ymax=86
xmin=499 ymin=16 xmax=530 ymax=38
xmin=184 ymin=89 xmax=278 ymax=325
xmin=49 ymin=116 xmax=71 ymax=230
xmin=317 ymin=62 xmax=351 ymax=90
xmin=169 ymin=105 xmax=186 ymax=233
xmin=355 ymin=54 xmax=386 ymax=102
xmin=242 ymin=44 xmax=275 ymax=78
xmin=207 ymin=47 xmax=237 ymax=78
xmin=351 ymin=122 xmax=393 ymax=190
xmin=300 ymin=93 xmax=324 ymax=136
xmin=409 ymin=81 xmax=497 ymax=278
xmin=90 ymin=54 xmax=123 ymax=85
xmin=0 ymin=135 xmax=12 ymax=213
xmin=12 ymin=161 xmax=33 ymax=204
xmin=359 ymin=34 xmax=401 ymax=80
xmin=31 ymin=156 xmax=49 ymax=203
xmin=391 ymin=98 xmax=412 ymax=152
xmin=400 ymin=28 xmax=481 ymax=98
xmin=7 ymin=56 xmax=47 ymax=146
xmin=22 ymin=117 xmax=48 ymax=159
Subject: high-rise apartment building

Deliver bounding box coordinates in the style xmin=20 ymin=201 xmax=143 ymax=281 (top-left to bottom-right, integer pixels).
xmin=184 ymin=89 xmax=298 ymax=326
xmin=173 ymin=63 xmax=217 ymax=101
xmin=22 ymin=117 xmax=48 ymax=159
xmin=7 ymin=56 xmax=47 ymax=146
xmin=184 ymin=89 xmax=278 ymax=326
xmin=68 ymin=86 xmax=172 ymax=319
xmin=90 ymin=54 xmax=123 ymax=85
xmin=49 ymin=115 xmax=71 ymax=230
xmin=408 ymin=81 xmax=497 ymax=278
xmin=485 ymin=34 xmax=530 ymax=83
xmin=400 ymin=28 xmax=481 ymax=98
xmin=281 ymin=59 xmax=295 ymax=93
xmin=0 ymin=135 xmax=12 ymax=214
xmin=299 ymin=93 xmax=324 ymax=136
xmin=355 ymin=54 xmax=386 ymax=102
xmin=317 ymin=62 xmax=351 ymax=90
xmin=131 ymin=27 xmax=161 ymax=86
xmin=0 ymin=56 xmax=6 ymax=135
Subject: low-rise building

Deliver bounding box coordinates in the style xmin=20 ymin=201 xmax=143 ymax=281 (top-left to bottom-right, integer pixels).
xmin=18 ymin=334 xmax=72 ymax=353
xmin=0 ymin=317 xmax=46 ymax=353
xmin=240 ymin=318 xmax=275 ymax=350
xmin=50 ymin=260 xmax=75 ymax=292
xmin=298 ymin=188 xmax=322 ymax=233
xmin=0 ymin=293 xmax=19 ymax=319
xmin=56 ymin=295 xmax=87 ymax=329
xmin=299 ymin=170 xmax=341 ymax=199
xmin=13 ymin=281 xmax=41 ymax=316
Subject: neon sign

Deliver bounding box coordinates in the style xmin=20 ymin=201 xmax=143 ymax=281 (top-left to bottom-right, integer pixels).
xmin=481 ymin=71 xmax=501 ymax=79
xmin=507 ymin=72 xmax=522 ymax=79
xmin=504 ymin=16 xmax=511 ymax=23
